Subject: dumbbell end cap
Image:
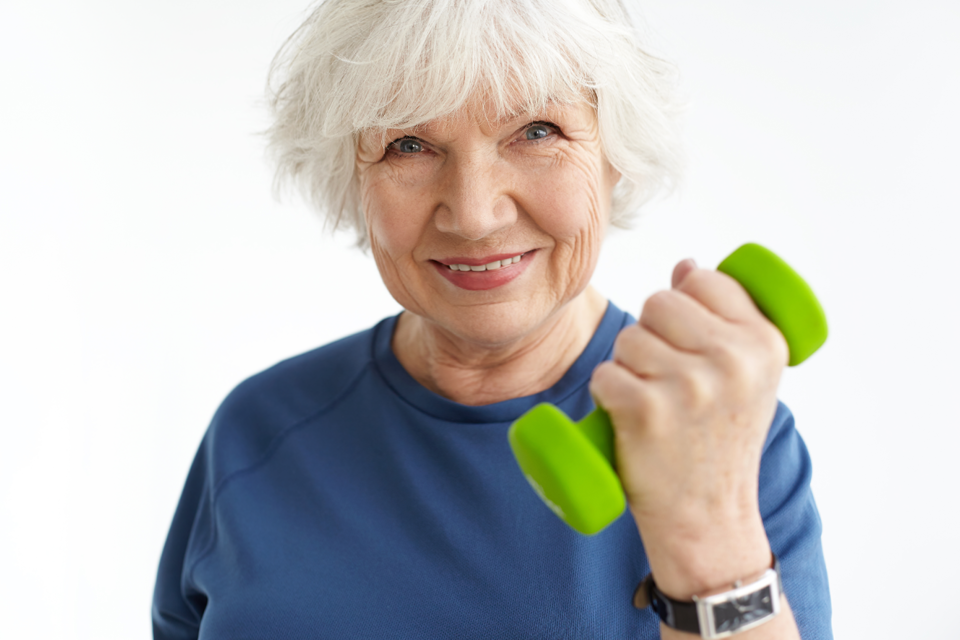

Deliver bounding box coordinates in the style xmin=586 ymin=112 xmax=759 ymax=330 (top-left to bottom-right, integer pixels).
xmin=717 ymin=243 xmax=828 ymax=366
xmin=509 ymin=403 xmax=626 ymax=535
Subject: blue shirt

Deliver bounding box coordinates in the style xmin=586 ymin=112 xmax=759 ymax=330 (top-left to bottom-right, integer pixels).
xmin=153 ymin=303 xmax=832 ymax=639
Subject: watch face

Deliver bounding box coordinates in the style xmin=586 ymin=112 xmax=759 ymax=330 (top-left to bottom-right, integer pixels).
xmin=710 ymin=585 xmax=774 ymax=634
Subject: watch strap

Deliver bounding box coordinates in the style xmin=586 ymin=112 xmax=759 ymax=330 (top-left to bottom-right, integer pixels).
xmin=651 ymin=580 xmax=702 ymax=633
xmin=633 ymin=555 xmax=782 ymax=637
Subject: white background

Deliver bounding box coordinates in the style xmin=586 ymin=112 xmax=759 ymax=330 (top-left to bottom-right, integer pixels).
xmin=1 ymin=1 xmax=958 ymax=638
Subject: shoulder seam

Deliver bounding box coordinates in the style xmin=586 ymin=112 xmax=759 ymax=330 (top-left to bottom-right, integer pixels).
xmin=183 ymin=358 xmax=376 ymax=587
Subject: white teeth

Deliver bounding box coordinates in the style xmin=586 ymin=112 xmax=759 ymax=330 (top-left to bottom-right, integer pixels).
xmin=447 ymin=252 xmax=526 ymax=271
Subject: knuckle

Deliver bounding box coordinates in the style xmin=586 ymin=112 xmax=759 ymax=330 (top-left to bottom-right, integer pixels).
xmin=613 ymin=386 xmax=660 ymax=436
xmin=615 ymin=324 xmax=656 ymax=364
xmin=738 ymin=322 xmax=788 ymax=375
xmin=678 ymin=268 xmax=714 ymax=295
xmin=589 ymin=360 xmax=617 ymax=394
xmin=762 ymin=324 xmax=790 ymax=367
xmin=641 ymin=289 xmax=674 ymax=318
xmin=678 ymin=367 xmax=715 ymax=408
xmin=591 ymin=359 xmax=616 ymax=382
xmin=590 ymin=363 xmax=658 ymax=435
xmin=613 ymin=323 xmax=642 ymax=355
xmin=702 ymin=326 xmax=785 ymax=401
xmin=711 ymin=338 xmax=760 ymax=394
xmin=708 ymin=334 xmax=741 ymax=368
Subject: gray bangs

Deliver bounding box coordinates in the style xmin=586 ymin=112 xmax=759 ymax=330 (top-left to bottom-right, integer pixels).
xmin=267 ymin=0 xmax=684 ymax=248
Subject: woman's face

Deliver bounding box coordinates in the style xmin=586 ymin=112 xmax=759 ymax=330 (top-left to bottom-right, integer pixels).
xmin=356 ymin=99 xmax=621 ymax=348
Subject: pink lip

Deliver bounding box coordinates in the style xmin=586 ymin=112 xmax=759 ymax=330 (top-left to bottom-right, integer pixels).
xmin=432 ymin=250 xmax=536 ymax=291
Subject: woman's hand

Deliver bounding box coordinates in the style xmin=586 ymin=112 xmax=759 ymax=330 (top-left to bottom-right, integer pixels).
xmin=589 ymin=259 xmax=789 ymax=600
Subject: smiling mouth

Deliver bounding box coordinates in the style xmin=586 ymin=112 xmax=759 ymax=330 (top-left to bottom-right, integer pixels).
xmin=445 ymin=252 xmax=529 ymax=272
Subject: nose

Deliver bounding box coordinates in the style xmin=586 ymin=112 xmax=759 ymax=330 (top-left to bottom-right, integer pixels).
xmin=433 ymin=155 xmax=517 ymax=241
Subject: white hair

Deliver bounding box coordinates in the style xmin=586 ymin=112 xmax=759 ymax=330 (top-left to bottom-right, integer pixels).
xmin=266 ymin=0 xmax=684 ymax=249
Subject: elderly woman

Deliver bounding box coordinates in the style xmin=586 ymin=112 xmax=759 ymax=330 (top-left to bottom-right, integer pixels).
xmin=153 ymin=0 xmax=831 ymax=638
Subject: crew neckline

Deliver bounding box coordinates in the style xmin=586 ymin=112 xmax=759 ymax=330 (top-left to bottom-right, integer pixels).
xmin=371 ymin=302 xmax=629 ymax=424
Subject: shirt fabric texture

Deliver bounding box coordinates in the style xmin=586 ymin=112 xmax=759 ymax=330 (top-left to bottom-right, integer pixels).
xmin=152 ymin=302 xmax=833 ymax=639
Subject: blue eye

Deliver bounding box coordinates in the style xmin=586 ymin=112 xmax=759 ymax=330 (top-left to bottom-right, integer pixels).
xmin=525 ymin=124 xmax=552 ymax=141
xmin=390 ymin=138 xmax=423 ymax=154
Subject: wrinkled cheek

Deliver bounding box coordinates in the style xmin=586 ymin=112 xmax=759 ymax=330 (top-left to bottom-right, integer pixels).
xmin=367 ymin=231 xmax=391 ymax=276
xmin=364 ymin=207 xmax=400 ymax=279
xmin=365 ymin=207 xmax=427 ymax=313
xmin=552 ymin=184 xmax=607 ymax=253
xmin=365 ymin=188 xmax=423 ymax=253
xmin=541 ymin=154 xmax=609 ymax=241
xmin=557 ymin=187 xmax=608 ymax=296
xmin=368 ymin=231 xmax=414 ymax=308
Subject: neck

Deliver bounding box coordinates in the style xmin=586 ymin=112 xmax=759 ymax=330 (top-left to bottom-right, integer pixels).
xmin=391 ymin=287 xmax=608 ymax=406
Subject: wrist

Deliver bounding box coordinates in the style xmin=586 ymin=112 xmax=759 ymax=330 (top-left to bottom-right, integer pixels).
xmin=635 ymin=512 xmax=772 ymax=600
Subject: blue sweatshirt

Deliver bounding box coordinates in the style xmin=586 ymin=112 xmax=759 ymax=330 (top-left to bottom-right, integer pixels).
xmin=153 ymin=303 xmax=832 ymax=639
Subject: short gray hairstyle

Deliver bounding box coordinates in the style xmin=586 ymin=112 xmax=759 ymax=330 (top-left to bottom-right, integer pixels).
xmin=266 ymin=0 xmax=684 ymax=249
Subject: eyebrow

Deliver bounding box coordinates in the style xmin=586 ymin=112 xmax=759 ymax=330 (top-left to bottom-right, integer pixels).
xmin=406 ymin=103 xmax=566 ymax=136
xmin=374 ymin=100 xmax=576 ymax=144
xmin=489 ymin=101 xmax=567 ymax=126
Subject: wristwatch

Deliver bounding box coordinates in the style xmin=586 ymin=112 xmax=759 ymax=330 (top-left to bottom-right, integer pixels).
xmin=632 ymin=555 xmax=782 ymax=639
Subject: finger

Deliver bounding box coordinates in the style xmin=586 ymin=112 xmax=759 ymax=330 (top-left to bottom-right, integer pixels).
xmin=612 ymin=322 xmax=700 ymax=380
xmin=675 ymin=268 xmax=764 ymax=325
xmin=671 ymin=258 xmax=697 ymax=288
xmin=639 ymin=287 xmax=722 ymax=354
xmin=589 ymin=360 xmax=660 ymax=437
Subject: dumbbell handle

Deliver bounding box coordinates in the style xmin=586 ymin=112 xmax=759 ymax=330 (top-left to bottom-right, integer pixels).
xmin=573 ymin=407 xmax=616 ymax=465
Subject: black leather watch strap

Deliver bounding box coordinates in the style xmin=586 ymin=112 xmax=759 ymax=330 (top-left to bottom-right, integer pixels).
xmin=650 ymin=581 xmax=702 ymax=633
xmin=633 ymin=555 xmax=782 ymax=637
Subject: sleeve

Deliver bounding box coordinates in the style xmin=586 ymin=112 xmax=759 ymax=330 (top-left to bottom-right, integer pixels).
xmin=151 ymin=433 xmax=212 ymax=640
xmin=759 ymin=402 xmax=833 ymax=640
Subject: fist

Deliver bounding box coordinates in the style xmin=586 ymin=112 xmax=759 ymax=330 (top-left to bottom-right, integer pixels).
xmin=589 ymin=259 xmax=788 ymax=584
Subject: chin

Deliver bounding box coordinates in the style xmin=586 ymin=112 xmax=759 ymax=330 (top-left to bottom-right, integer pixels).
xmin=438 ymin=304 xmax=544 ymax=348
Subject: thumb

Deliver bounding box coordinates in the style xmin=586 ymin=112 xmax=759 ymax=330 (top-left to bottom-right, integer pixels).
xmin=671 ymin=258 xmax=698 ymax=289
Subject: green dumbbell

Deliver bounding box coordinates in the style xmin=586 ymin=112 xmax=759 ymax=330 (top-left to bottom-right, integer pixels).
xmin=507 ymin=243 xmax=828 ymax=535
